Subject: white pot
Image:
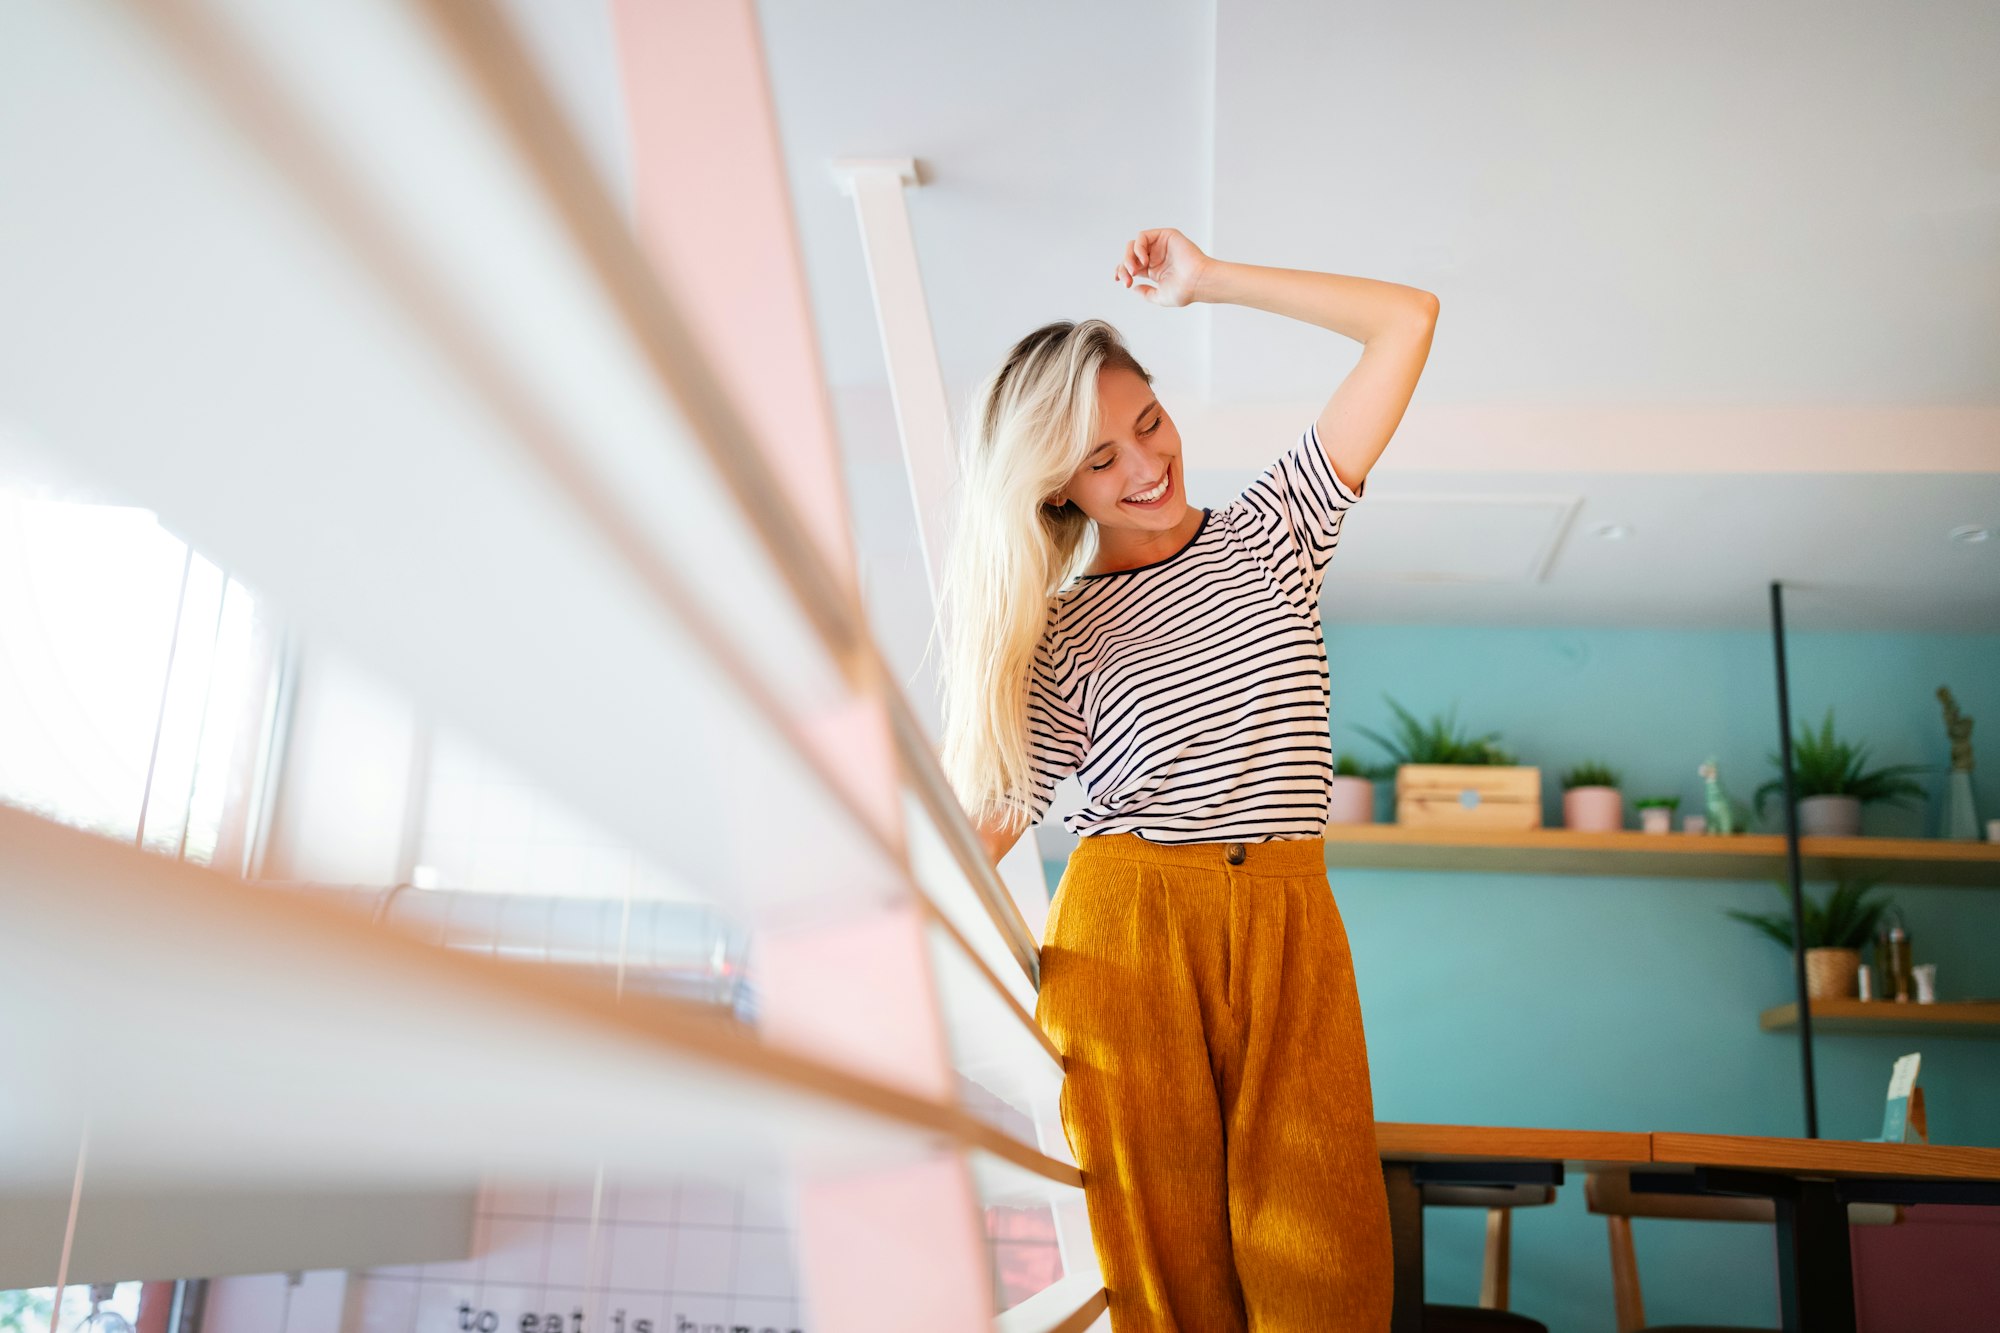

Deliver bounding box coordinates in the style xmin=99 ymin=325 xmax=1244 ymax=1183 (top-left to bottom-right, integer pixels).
xmin=1563 ymin=786 xmax=1624 ymax=832
xmin=1638 ymin=806 xmax=1674 ymax=834
xmin=1798 ymin=794 xmax=1862 ymax=837
xmin=1327 ymin=775 xmax=1376 ymax=824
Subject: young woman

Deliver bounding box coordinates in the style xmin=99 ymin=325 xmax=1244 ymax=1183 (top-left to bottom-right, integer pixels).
xmin=939 ymin=226 xmax=1436 ymax=1330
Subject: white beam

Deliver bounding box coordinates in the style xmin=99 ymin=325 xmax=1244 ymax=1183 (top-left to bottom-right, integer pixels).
xmin=830 ymin=158 xmax=960 ymax=607
xmin=0 ymin=805 xmax=1081 ymax=1197
xmin=831 ymin=155 xmax=1055 ymax=940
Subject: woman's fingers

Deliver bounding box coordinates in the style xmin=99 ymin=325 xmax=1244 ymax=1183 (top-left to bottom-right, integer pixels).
xmin=1116 ymin=228 xmax=1193 ymax=293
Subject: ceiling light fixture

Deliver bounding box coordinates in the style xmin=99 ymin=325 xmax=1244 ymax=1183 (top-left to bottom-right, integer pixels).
xmin=1591 ymin=522 xmax=1631 ymax=541
xmin=1947 ymin=524 xmax=1990 ymax=544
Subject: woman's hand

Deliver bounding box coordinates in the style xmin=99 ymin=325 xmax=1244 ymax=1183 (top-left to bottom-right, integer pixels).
xmin=1113 ymin=228 xmax=1213 ymax=308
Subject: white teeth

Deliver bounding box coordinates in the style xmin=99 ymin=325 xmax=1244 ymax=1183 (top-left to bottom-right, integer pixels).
xmin=1126 ymin=475 xmax=1169 ymax=503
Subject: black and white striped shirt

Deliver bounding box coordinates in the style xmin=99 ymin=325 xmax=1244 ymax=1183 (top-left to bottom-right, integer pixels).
xmin=1019 ymin=423 xmax=1365 ymax=843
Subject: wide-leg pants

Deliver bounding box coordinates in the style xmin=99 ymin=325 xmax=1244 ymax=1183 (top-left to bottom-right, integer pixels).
xmin=1034 ymin=832 xmax=1392 ymax=1331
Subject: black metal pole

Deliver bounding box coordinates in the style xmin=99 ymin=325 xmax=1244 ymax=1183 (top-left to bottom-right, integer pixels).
xmin=1769 ymin=580 xmax=1819 ymax=1139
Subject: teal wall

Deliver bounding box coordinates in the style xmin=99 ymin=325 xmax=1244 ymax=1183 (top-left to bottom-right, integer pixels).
xmin=1045 ymin=623 xmax=2000 ymax=1331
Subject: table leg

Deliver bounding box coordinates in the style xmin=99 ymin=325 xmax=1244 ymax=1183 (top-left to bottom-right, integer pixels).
xmin=1382 ymin=1161 xmax=1424 ymax=1333
xmin=1773 ymin=1178 xmax=1856 ymax=1333
xmin=1690 ymin=1168 xmax=1855 ymax=1333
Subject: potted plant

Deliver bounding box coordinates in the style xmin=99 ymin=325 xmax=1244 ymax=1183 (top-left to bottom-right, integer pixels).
xmin=1724 ymin=876 xmax=1894 ymax=1000
xmin=1752 ymin=707 xmax=1930 ymax=837
xmin=1634 ymin=795 xmax=1680 ymax=835
xmin=1352 ymin=696 xmax=1540 ymax=829
xmin=1329 ymin=753 xmax=1395 ymax=825
xmin=1560 ymin=762 xmax=1624 ymax=832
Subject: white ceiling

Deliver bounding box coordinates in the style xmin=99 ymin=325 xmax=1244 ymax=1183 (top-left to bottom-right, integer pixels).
xmin=512 ymin=0 xmax=2000 ymax=634
xmin=1208 ymin=0 xmax=2000 ymax=406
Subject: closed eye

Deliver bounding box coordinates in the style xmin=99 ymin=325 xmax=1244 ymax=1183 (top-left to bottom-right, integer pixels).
xmin=1089 ymin=417 xmax=1160 ymax=470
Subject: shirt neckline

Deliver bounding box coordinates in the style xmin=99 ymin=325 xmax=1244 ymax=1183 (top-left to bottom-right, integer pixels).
xmin=1078 ymin=507 xmax=1211 ymax=579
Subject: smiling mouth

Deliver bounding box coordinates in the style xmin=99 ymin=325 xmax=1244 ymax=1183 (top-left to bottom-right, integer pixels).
xmin=1124 ymin=469 xmax=1173 ymax=505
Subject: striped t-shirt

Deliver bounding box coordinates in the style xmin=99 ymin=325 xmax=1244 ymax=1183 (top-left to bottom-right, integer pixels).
xmin=1019 ymin=423 xmax=1365 ymax=843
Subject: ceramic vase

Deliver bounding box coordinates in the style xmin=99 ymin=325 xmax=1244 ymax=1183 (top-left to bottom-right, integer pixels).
xmin=1944 ymin=771 xmax=1979 ymax=840
xmin=1638 ymin=806 xmax=1674 ymax=835
xmin=1797 ymin=794 xmax=1862 ymax=836
xmin=1327 ymin=775 xmax=1375 ymax=825
xmin=1563 ymin=786 xmax=1624 ymax=832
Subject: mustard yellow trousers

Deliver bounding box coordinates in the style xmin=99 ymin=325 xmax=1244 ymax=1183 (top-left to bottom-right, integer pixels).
xmin=1035 ymin=833 xmax=1392 ymax=1331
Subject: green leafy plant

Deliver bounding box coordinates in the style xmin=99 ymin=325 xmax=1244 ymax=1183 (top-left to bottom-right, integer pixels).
xmin=1560 ymin=761 xmax=1622 ymax=790
xmin=1351 ymin=695 xmax=1517 ymax=767
xmin=1753 ymin=707 xmax=1930 ymax=814
xmin=1334 ymin=752 xmax=1397 ymax=780
xmin=1 ymin=1290 xmax=53 ymax=1333
xmin=1724 ymin=876 xmax=1894 ymax=950
xmin=1633 ymin=795 xmax=1681 ymax=810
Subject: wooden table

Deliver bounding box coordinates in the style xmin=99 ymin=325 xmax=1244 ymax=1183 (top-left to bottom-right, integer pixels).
xmin=1375 ymin=1124 xmax=1652 ymax=1333
xmin=1645 ymin=1131 xmax=2000 ymax=1333
xmin=1376 ymin=1123 xmax=2000 ymax=1333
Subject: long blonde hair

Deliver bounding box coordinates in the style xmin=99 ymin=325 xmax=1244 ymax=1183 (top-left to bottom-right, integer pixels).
xmin=938 ymin=319 xmax=1152 ymax=830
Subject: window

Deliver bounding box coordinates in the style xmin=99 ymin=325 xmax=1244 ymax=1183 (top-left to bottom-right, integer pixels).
xmin=0 ymin=474 xmax=280 ymax=871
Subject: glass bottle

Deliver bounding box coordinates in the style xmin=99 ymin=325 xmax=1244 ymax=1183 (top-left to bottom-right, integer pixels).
xmin=1877 ymin=921 xmax=1913 ymax=1004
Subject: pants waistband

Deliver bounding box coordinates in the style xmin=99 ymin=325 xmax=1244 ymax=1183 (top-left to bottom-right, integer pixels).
xmin=1068 ymin=832 xmax=1327 ymax=877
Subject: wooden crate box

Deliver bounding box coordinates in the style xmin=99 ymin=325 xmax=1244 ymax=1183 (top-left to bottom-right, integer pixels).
xmin=1396 ymin=764 xmax=1543 ymax=829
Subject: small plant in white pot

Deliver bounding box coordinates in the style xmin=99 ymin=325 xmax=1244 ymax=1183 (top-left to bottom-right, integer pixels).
xmin=1635 ymin=795 xmax=1679 ymax=834
xmin=1560 ymin=761 xmax=1624 ymax=832
xmin=1328 ymin=753 xmax=1394 ymax=825
xmin=1752 ymin=707 xmax=1930 ymax=837
xmin=1724 ymin=876 xmax=1895 ymax=1000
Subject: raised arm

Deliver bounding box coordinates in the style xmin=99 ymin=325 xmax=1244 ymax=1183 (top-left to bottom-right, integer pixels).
xmin=1193 ymin=259 xmax=1437 ymax=496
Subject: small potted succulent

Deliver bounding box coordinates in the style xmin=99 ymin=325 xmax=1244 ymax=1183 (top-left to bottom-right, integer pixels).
xmin=1725 ymin=876 xmax=1894 ymax=1000
xmin=1634 ymin=795 xmax=1680 ymax=835
xmin=1329 ymin=753 xmax=1396 ymax=824
xmin=1753 ymin=707 xmax=1930 ymax=837
xmin=1560 ymin=761 xmax=1624 ymax=832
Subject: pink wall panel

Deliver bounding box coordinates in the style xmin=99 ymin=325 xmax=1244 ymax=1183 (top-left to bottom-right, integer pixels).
xmin=609 ymin=0 xmax=855 ymax=597
xmin=610 ymin=0 xmax=902 ymax=845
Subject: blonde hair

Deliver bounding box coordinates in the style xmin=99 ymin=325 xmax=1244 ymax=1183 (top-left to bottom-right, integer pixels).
xmin=938 ymin=319 xmax=1152 ymax=831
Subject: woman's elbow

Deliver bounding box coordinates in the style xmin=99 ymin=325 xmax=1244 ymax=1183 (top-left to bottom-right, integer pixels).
xmin=974 ymin=814 xmax=1025 ymax=869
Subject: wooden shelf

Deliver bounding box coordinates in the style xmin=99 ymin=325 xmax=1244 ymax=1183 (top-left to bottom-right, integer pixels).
xmin=1321 ymin=823 xmax=2000 ymax=887
xmin=1761 ymin=998 xmax=2000 ymax=1038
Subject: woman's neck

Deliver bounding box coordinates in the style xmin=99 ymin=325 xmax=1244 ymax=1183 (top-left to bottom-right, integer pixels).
xmin=1084 ymin=506 xmax=1207 ymax=576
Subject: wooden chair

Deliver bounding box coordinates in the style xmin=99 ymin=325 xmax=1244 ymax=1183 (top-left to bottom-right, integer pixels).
xmin=1585 ymin=1168 xmax=1901 ymax=1332
xmin=1419 ymin=1181 xmax=1557 ymax=1332
xmin=1585 ymin=1167 xmax=1776 ymax=1333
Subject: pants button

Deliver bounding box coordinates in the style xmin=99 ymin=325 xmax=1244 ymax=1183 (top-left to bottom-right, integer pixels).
xmin=1224 ymin=842 xmax=1246 ymax=865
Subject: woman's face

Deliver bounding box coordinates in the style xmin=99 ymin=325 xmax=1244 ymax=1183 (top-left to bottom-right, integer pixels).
xmin=1051 ymin=365 xmax=1188 ymax=534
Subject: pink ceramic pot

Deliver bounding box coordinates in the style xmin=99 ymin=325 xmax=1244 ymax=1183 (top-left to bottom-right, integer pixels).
xmin=1327 ymin=775 xmax=1376 ymax=824
xmin=1563 ymin=786 xmax=1624 ymax=832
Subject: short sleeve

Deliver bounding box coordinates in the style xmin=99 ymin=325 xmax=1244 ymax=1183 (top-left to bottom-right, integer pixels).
xmin=1012 ymin=610 xmax=1087 ymax=825
xmin=1227 ymin=422 xmax=1365 ymax=611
